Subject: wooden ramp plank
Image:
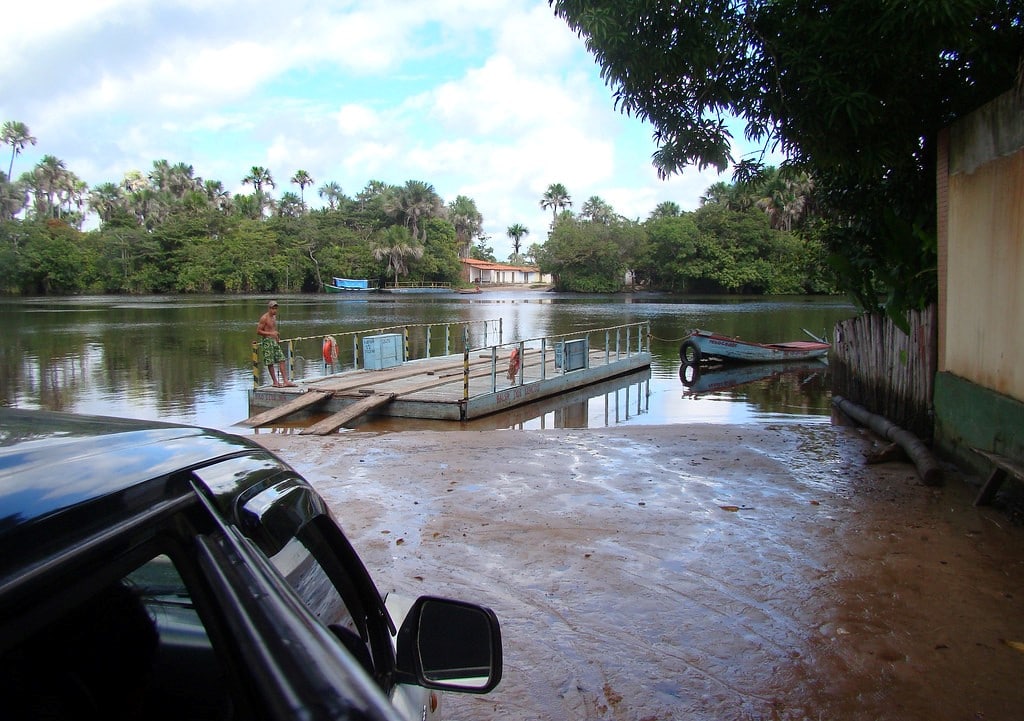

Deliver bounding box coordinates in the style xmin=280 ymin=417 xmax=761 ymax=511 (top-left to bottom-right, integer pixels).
xmin=242 ymin=390 xmax=332 ymax=426
xmin=301 ymin=393 xmax=396 ymax=435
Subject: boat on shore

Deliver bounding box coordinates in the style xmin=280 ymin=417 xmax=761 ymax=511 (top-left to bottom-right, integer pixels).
xmin=324 ymin=277 xmax=374 ymax=293
xmin=679 ymin=329 xmax=830 ymax=364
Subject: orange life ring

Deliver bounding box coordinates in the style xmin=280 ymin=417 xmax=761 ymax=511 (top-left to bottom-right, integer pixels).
xmin=322 ymin=336 xmax=339 ymax=364
xmin=506 ymin=347 xmax=521 ymax=381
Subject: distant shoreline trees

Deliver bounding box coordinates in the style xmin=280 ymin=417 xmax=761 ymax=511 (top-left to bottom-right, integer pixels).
xmin=1 ymin=121 xmax=835 ymax=297
xmin=536 ymin=177 xmax=832 ymax=294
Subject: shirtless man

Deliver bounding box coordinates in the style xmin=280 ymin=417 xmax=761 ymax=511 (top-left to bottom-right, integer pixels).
xmin=256 ymin=300 xmax=296 ymax=387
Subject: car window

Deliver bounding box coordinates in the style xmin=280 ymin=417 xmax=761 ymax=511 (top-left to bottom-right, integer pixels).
xmin=130 ymin=555 xmax=236 ymax=720
xmin=271 ymin=534 xmax=355 ymax=630
xmin=1 ymin=554 xmax=234 ymax=721
xmin=267 ymin=523 xmax=380 ymax=677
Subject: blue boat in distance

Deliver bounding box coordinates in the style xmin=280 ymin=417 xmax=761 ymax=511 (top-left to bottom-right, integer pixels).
xmin=325 ymin=277 xmax=374 ymax=293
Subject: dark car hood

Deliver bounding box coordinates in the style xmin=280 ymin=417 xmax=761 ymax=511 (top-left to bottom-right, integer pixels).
xmin=0 ymin=409 xmax=256 ymax=532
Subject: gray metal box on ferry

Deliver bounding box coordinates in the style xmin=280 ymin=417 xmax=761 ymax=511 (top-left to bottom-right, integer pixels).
xmin=363 ymin=333 xmax=404 ymax=370
xmin=555 ymin=338 xmax=589 ymax=372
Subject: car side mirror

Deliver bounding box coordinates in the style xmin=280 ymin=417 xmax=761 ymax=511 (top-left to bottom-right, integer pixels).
xmin=395 ymin=596 xmax=502 ymax=694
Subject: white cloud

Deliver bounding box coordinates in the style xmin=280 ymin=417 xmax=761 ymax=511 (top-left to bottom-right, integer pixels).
xmin=335 ymin=105 xmax=384 ymax=136
xmin=1 ymin=0 xmax=761 ymax=262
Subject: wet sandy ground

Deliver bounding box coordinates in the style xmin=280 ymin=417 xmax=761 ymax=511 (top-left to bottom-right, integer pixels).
xmin=253 ymin=423 xmax=1024 ymax=721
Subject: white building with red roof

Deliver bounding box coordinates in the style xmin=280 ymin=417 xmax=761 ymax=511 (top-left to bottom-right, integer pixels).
xmin=460 ymin=258 xmax=552 ymax=286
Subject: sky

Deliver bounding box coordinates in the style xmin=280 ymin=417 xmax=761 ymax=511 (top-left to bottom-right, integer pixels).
xmin=2 ymin=0 xmax=766 ymax=260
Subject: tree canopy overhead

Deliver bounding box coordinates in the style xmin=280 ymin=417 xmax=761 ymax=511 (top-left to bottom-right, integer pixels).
xmin=550 ymin=0 xmax=1024 ymax=314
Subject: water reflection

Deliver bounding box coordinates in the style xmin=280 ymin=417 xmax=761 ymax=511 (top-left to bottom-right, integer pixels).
xmin=678 ymin=360 xmax=832 ymax=422
xmin=680 ymin=360 xmax=828 ymax=396
xmin=2 ymin=293 xmax=856 ymax=432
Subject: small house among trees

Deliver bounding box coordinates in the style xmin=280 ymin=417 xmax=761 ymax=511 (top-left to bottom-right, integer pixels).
xmin=461 ymin=258 xmax=550 ymax=286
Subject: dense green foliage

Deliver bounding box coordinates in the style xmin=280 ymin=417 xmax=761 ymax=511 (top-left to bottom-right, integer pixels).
xmin=0 ymin=207 xmax=467 ymax=296
xmin=0 ymin=147 xmax=487 ymax=294
xmin=536 ymin=178 xmax=833 ymax=294
xmin=2 ymin=124 xmax=836 ymax=297
xmin=537 ymin=215 xmax=638 ymax=293
xmin=550 ymin=0 xmax=1024 ymax=315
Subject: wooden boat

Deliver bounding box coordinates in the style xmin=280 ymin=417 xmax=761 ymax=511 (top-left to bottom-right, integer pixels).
xmin=325 ymin=277 xmax=374 ymax=293
xmin=679 ymin=329 xmax=830 ymax=364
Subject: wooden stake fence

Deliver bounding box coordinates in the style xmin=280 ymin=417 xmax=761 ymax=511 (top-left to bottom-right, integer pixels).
xmin=831 ymin=304 xmax=938 ymax=440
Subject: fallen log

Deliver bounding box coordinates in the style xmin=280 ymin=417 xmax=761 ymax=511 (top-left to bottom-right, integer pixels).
xmin=832 ymin=394 xmax=943 ymax=486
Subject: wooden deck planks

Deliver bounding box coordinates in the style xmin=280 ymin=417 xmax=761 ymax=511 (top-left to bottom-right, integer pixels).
xmin=301 ymin=393 xmax=396 ymax=435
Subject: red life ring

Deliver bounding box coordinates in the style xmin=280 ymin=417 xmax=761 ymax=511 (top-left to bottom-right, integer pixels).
xmin=322 ymin=336 xmax=339 ymax=364
xmin=506 ymin=348 xmax=521 ymax=381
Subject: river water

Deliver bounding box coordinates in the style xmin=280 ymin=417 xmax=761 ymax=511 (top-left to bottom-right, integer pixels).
xmin=2 ymin=292 xmax=856 ymax=433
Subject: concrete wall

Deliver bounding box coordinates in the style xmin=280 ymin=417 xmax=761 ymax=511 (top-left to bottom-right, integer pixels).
xmin=935 ymin=90 xmax=1024 ymax=465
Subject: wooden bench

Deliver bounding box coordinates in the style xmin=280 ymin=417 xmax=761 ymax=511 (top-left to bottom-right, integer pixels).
xmin=972 ymin=448 xmax=1024 ymax=506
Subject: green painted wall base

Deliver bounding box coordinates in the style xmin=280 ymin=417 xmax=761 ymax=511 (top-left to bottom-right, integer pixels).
xmin=934 ymin=372 xmax=1024 ymax=474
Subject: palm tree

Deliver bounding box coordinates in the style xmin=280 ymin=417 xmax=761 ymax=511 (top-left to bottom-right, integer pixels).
xmin=2 ymin=121 xmax=36 ymax=179
xmin=0 ymin=172 xmax=28 ymax=220
xmin=699 ymin=181 xmax=731 ymax=207
xmin=168 ymin=162 xmax=200 ymax=198
xmin=371 ymin=225 xmax=424 ymax=285
xmin=318 ymin=181 xmax=343 ymax=210
xmin=243 ymin=166 xmax=274 ymax=193
xmin=356 ymin=180 xmax=389 ymax=204
xmin=243 ymin=166 xmax=275 ymax=217
xmin=580 ymin=196 xmax=615 ymax=224
xmin=649 ymin=201 xmax=681 ymax=219
xmin=384 ymin=180 xmax=444 ymax=243
xmin=700 ymin=179 xmax=759 ymax=211
xmin=32 ymin=155 xmax=67 ymax=219
xmin=506 ymin=224 xmax=529 ymax=257
xmin=449 ymin=195 xmax=483 ymax=258
xmin=88 ymin=182 xmax=125 ymax=224
xmin=277 ymin=192 xmax=304 ymax=217
xmin=754 ymin=168 xmax=814 ymax=231
xmin=291 ymin=170 xmax=313 ymax=208
xmin=149 ymin=159 xmax=172 ymax=193
xmin=60 ymin=173 xmax=88 ymax=225
xmin=540 ymin=183 xmax=572 ymax=225
xmin=127 ymin=186 xmax=162 ymax=229
xmin=203 ymin=180 xmax=232 ymax=212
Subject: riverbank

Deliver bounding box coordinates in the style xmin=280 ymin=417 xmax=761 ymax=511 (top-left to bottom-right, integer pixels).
xmin=253 ymin=423 xmax=1024 ymax=721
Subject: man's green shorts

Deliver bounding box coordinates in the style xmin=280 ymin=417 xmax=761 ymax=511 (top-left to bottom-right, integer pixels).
xmin=259 ymin=336 xmax=285 ymax=365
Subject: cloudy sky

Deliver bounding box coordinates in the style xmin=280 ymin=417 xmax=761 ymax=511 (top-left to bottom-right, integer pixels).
xmin=2 ymin=0 xmax=762 ymax=259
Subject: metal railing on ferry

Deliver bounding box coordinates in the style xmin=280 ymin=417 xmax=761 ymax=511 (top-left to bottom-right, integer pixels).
xmin=251 ymin=319 xmax=650 ymax=395
xmin=460 ymin=321 xmax=651 ymax=400
xmin=251 ymin=318 xmax=503 ymax=388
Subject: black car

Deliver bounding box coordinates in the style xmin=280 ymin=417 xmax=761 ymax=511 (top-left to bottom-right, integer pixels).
xmin=0 ymin=409 xmax=501 ymax=721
